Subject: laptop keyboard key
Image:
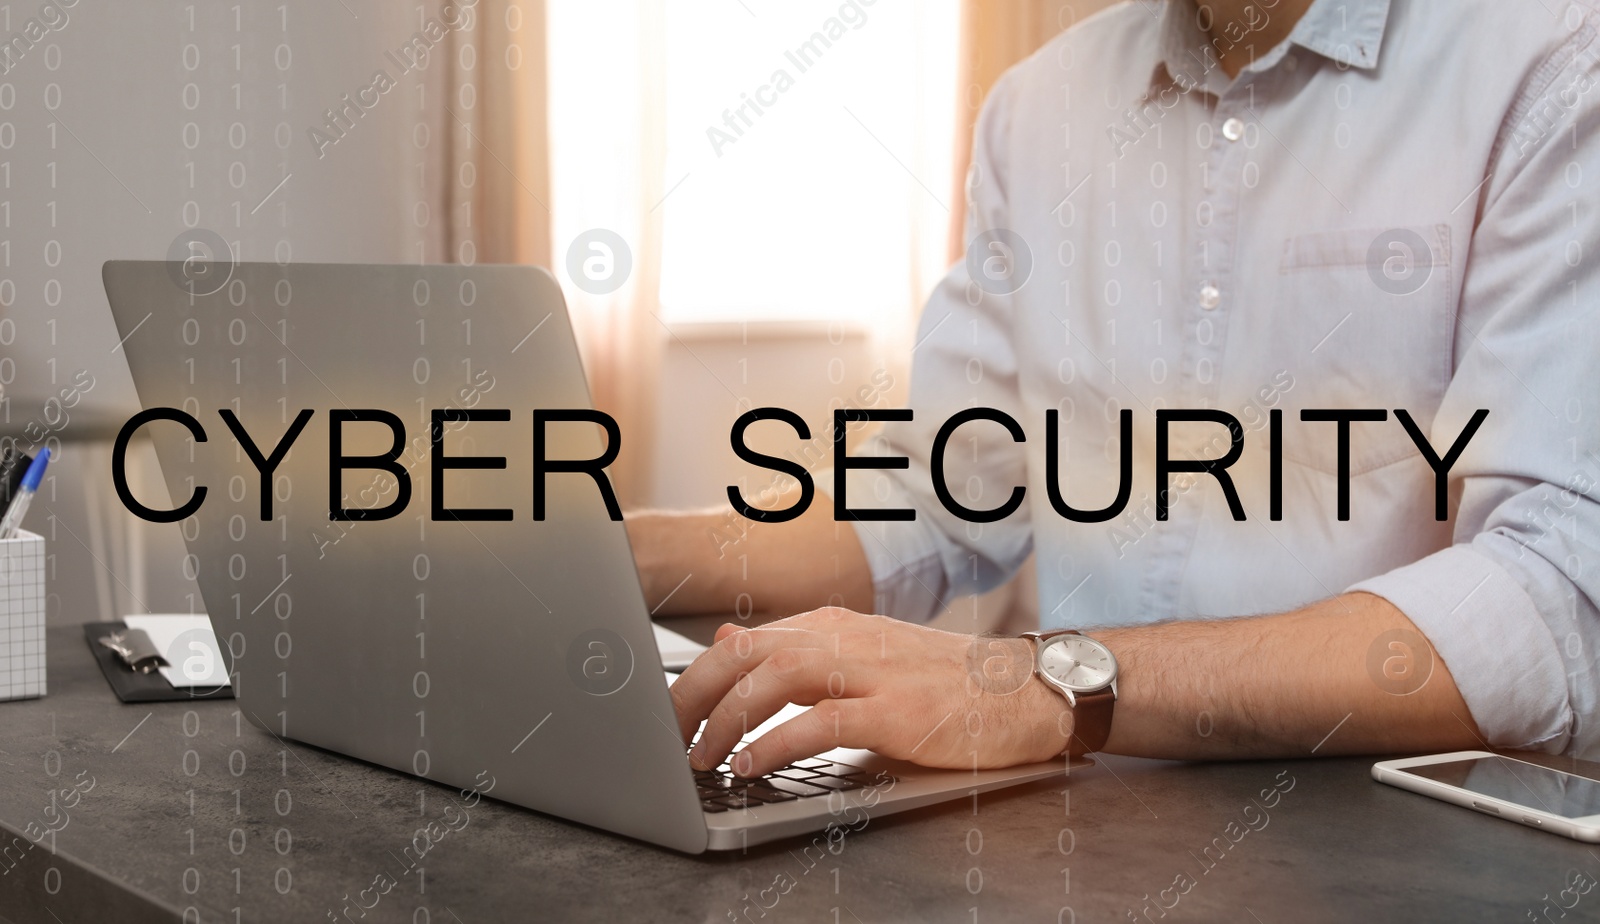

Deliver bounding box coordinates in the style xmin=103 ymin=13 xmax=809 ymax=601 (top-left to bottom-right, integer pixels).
xmin=806 ymin=762 xmax=866 ymax=778
xmin=805 ymin=775 xmax=866 ymax=792
xmin=755 ymin=788 xmax=799 ymax=803
xmin=722 ymin=792 xmax=758 ymax=810
xmin=766 ymin=776 xmax=831 ymax=798
xmin=697 ymin=754 xmax=889 ymax=813
xmin=772 ymin=768 xmax=822 ymax=782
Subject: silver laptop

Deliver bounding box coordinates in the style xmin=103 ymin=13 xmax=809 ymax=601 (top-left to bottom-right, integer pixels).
xmin=101 ymin=260 xmax=1074 ymax=853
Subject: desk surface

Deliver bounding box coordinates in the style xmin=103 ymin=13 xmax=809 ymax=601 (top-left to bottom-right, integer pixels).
xmin=2 ymin=622 xmax=1597 ymax=924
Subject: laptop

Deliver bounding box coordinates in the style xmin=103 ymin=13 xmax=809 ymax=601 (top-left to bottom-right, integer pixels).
xmin=101 ymin=260 xmax=1076 ymax=853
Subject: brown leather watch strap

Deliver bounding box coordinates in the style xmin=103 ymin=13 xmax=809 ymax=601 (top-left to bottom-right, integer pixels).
xmin=1067 ymin=689 xmax=1115 ymax=757
xmin=1024 ymin=629 xmax=1116 ymax=757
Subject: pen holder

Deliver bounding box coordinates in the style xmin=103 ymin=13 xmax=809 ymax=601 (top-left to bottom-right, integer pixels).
xmin=0 ymin=530 xmax=44 ymax=701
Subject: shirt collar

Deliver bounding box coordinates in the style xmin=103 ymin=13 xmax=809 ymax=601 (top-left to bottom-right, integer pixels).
xmin=1289 ymin=0 xmax=1391 ymax=69
xmin=1150 ymin=0 xmax=1392 ymax=94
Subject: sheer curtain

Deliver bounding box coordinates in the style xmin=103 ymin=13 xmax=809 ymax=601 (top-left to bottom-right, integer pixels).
xmin=434 ymin=0 xmax=657 ymax=502
xmin=543 ymin=0 xmax=667 ymax=507
xmin=444 ymin=0 xmax=553 ymax=268
xmin=460 ymin=1 xmax=1096 ymax=630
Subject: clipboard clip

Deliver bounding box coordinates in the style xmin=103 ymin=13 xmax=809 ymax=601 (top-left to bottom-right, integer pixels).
xmin=98 ymin=628 xmax=170 ymax=675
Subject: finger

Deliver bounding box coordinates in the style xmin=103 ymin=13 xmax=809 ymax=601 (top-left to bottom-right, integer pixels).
xmin=731 ymin=698 xmax=858 ymax=778
xmin=669 ymin=625 xmax=824 ymax=743
xmin=748 ymin=606 xmax=870 ymax=636
xmin=689 ymin=647 xmax=837 ymax=771
xmin=686 ymin=620 xmax=757 ymax=735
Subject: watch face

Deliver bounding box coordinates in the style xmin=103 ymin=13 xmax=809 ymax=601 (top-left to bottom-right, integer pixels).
xmin=1039 ymin=636 xmax=1116 ymax=692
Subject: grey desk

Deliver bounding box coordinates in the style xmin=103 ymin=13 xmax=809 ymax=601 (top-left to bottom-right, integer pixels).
xmin=2 ymin=623 xmax=1597 ymax=924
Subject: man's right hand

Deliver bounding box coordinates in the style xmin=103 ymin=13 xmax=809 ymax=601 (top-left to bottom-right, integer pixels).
xmin=670 ymin=609 xmax=1071 ymax=777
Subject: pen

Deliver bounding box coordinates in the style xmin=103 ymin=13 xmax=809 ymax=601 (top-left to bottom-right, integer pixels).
xmin=0 ymin=447 xmax=49 ymax=540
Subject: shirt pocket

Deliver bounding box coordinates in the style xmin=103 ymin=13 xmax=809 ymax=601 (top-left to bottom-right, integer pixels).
xmin=1272 ymin=224 xmax=1453 ymax=476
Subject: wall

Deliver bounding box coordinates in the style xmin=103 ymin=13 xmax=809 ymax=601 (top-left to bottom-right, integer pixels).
xmin=0 ymin=0 xmax=456 ymax=624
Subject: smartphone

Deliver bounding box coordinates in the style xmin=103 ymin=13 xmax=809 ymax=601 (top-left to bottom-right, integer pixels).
xmin=1373 ymin=751 xmax=1600 ymax=842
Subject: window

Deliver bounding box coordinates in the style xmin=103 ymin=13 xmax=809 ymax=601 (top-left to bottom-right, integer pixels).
xmin=549 ymin=0 xmax=960 ymax=328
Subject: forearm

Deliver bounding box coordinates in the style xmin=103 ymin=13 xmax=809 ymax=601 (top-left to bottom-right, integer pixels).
xmin=626 ymin=490 xmax=873 ymax=618
xmin=1097 ymin=592 xmax=1483 ymax=759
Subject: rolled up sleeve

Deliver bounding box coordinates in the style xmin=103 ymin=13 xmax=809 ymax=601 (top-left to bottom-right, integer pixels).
xmin=1351 ymin=539 xmax=1575 ymax=750
xmin=1351 ymin=27 xmax=1600 ymax=754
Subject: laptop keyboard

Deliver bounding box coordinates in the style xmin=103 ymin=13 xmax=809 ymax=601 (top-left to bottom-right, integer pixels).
xmin=691 ymin=751 xmax=886 ymax=813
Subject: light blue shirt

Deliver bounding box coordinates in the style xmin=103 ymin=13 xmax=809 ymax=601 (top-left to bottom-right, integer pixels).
xmin=841 ymin=0 xmax=1600 ymax=756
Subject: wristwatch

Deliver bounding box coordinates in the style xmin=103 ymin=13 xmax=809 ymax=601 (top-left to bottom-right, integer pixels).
xmin=1021 ymin=629 xmax=1118 ymax=756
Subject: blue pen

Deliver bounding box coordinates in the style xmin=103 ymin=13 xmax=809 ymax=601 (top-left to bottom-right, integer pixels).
xmin=0 ymin=447 xmax=49 ymax=540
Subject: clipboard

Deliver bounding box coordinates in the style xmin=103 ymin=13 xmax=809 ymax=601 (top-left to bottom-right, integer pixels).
xmin=84 ymin=622 xmax=234 ymax=703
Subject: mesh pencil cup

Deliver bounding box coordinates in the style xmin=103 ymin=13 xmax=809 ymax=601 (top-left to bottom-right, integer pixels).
xmin=0 ymin=530 xmax=44 ymax=701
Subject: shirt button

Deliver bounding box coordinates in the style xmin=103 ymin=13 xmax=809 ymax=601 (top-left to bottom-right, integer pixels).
xmin=1222 ymin=117 xmax=1244 ymax=141
xmin=1199 ymin=284 xmax=1221 ymax=309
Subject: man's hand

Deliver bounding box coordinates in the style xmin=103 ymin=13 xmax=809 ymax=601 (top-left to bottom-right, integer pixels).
xmin=670 ymin=607 xmax=1071 ymax=778
xmin=671 ymin=594 xmax=1489 ymax=771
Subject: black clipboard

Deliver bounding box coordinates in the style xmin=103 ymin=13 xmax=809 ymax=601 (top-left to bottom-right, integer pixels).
xmin=84 ymin=622 xmax=234 ymax=703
